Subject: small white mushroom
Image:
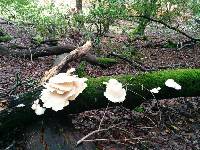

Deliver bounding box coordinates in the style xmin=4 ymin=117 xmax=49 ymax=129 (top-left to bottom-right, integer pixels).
xmin=34 ymin=105 xmax=46 ymax=115
xmin=150 ymin=87 xmax=161 ymax=94
xmin=165 ymin=79 xmax=181 ymax=90
xmin=104 ymin=79 xmax=126 ymax=103
xmin=31 ymin=99 xmax=46 ymax=115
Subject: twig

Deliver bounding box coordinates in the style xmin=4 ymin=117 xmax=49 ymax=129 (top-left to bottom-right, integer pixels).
xmin=98 ymin=101 xmax=110 ymax=130
xmin=127 ymin=88 xmax=147 ymax=101
xmin=143 ymin=115 xmax=156 ymax=126
xmin=136 ymin=126 xmax=154 ymax=129
xmin=4 ymin=141 xmax=15 ymax=150
xmin=109 ymin=52 xmax=148 ymax=71
xmin=82 ymin=137 xmax=143 ymax=142
xmin=77 ymin=125 xmax=114 ymax=145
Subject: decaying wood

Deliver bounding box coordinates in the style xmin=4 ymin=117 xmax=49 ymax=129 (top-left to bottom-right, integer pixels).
xmin=41 ymin=41 xmax=92 ymax=84
xmin=23 ymin=118 xmax=96 ymax=150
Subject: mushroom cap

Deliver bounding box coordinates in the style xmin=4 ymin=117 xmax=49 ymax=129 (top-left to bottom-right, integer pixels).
xmin=40 ymin=89 xmax=70 ymax=111
xmin=35 ymin=105 xmax=46 ymax=115
xmin=49 ymin=74 xmax=78 ymax=83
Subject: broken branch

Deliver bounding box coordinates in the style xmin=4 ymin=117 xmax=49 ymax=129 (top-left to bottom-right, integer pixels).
xmin=41 ymin=41 xmax=92 ymax=83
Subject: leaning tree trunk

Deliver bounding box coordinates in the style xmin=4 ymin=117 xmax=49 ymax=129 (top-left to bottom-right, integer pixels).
xmin=0 ymin=69 xmax=200 ymax=134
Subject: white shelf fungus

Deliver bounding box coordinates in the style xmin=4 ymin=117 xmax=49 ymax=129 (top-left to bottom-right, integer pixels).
xmin=104 ymin=79 xmax=126 ymax=103
xmin=150 ymin=87 xmax=161 ymax=94
xmin=165 ymin=79 xmax=181 ymax=90
xmin=40 ymin=68 xmax=87 ymax=112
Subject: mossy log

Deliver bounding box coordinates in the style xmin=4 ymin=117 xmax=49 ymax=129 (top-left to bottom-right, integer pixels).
xmin=96 ymin=57 xmax=117 ymax=66
xmin=69 ymin=68 xmax=200 ymax=113
xmin=0 ymin=69 xmax=200 ymax=134
xmin=84 ymin=53 xmax=117 ymax=68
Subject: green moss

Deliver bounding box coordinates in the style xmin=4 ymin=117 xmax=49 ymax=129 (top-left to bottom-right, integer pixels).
xmin=134 ymin=106 xmax=145 ymax=112
xmin=0 ymin=35 xmax=12 ymax=42
xmin=163 ymin=40 xmax=177 ymax=48
xmin=76 ymin=61 xmax=87 ymax=77
xmin=12 ymin=69 xmax=199 ymax=114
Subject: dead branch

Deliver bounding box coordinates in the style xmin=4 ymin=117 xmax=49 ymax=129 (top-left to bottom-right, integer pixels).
xmin=109 ymin=52 xmax=148 ymax=71
xmin=131 ymin=15 xmax=200 ymax=42
xmin=41 ymin=41 xmax=92 ymax=83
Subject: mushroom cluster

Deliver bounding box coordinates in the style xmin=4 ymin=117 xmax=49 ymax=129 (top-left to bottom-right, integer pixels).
xmin=41 ymin=68 xmax=88 ymax=111
xmin=32 ymin=68 xmax=88 ymax=114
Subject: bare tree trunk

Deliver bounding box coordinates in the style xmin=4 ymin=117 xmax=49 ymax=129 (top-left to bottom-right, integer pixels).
xmin=76 ymin=0 xmax=82 ymax=11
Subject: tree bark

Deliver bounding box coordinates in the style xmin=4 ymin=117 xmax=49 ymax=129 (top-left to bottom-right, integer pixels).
xmin=84 ymin=53 xmax=117 ymax=68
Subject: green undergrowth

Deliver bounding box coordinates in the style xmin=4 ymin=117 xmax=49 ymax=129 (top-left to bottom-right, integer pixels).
xmin=76 ymin=61 xmax=87 ymax=77
xmin=163 ymin=40 xmax=177 ymax=48
xmin=0 ymin=35 xmax=12 ymax=42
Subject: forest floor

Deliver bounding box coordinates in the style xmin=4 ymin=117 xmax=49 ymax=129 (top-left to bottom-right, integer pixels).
xmin=0 ymin=18 xmax=200 ymax=149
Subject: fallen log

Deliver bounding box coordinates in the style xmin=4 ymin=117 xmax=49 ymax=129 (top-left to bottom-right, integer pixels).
xmin=0 ymin=69 xmax=200 ymax=134
xmin=0 ymin=44 xmax=76 ymax=59
xmin=84 ymin=53 xmax=117 ymax=68
xmin=0 ymin=43 xmax=116 ymax=68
